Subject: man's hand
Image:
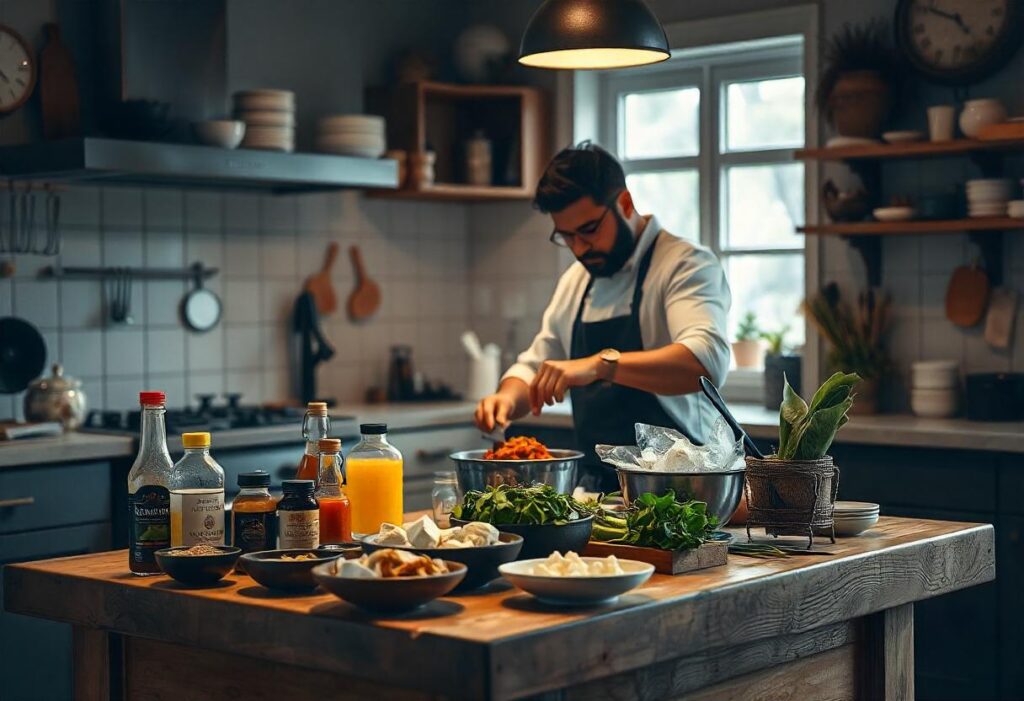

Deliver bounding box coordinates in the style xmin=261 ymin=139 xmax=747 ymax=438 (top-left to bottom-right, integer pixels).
xmin=474 ymin=392 xmax=517 ymax=432
xmin=529 ymin=355 xmax=604 ymax=414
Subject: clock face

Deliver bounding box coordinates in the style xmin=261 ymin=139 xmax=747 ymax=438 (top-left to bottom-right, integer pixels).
xmin=896 ymin=0 xmax=1023 ymax=84
xmin=0 ymin=25 xmax=35 ymax=113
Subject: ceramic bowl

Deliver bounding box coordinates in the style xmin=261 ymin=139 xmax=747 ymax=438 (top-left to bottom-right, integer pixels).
xmin=959 ymin=98 xmax=1008 ymax=138
xmin=882 ymin=130 xmax=924 ymax=143
xmin=833 ymin=512 xmax=880 ymax=536
xmin=240 ymin=549 xmax=342 ymax=591
xmin=155 ymin=546 xmax=241 ymax=586
xmin=236 ymin=110 xmax=296 ymax=127
xmin=193 ymin=120 xmax=246 ymax=149
xmin=911 ymin=360 xmax=960 ymax=389
xmin=233 ymin=89 xmax=295 ymax=112
xmin=451 ymin=516 xmax=594 ymax=561
xmin=873 ymin=206 xmax=916 ymax=222
xmin=360 ymin=532 xmax=524 ymax=590
xmin=911 ymin=387 xmax=958 ymax=418
xmin=499 ymin=557 xmax=655 ymax=606
xmin=317 ymin=114 xmax=386 ymax=134
xmin=311 ymin=559 xmax=467 ymax=613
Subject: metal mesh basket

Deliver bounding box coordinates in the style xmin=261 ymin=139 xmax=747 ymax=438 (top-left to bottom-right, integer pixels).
xmin=743 ymin=455 xmax=839 ymax=548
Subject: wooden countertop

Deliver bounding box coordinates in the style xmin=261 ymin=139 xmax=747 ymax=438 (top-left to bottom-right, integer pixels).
xmin=4 ymin=517 xmax=994 ymax=700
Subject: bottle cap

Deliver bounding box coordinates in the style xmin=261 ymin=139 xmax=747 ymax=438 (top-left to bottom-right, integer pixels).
xmin=307 ymin=401 xmax=328 ymax=416
xmin=182 ymin=432 xmax=211 ymax=449
xmin=282 ymin=479 xmax=315 ymax=495
xmin=360 ymin=423 xmax=387 ymax=435
xmin=139 ymin=391 xmax=166 ymax=406
xmin=238 ymin=471 xmax=270 ymax=487
xmin=318 ymin=438 xmax=342 ymax=452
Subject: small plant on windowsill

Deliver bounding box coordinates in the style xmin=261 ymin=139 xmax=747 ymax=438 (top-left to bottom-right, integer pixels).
xmin=761 ymin=325 xmax=802 ymax=411
xmin=732 ymin=311 xmax=763 ymax=370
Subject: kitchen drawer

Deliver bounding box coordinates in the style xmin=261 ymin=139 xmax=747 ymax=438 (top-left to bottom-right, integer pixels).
xmin=389 ymin=425 xmax=487 ymax=479
xmin=0 ymin=461 xmax=112 ymax=534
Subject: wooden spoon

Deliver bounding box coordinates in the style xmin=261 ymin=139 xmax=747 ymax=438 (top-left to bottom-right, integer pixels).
xmin=346 ymin=245 xmax=381 ymax=321
xmin=40 ymin=23 xmax=81 ymax=140
xmin=945 ymin=263 xmax=990 ymax=328
xmin=304 ymin=242 xmax=339 ymax=315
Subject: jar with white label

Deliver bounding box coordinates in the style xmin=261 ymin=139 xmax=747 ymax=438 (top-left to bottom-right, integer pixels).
xmin=277 ymin=480 xmax=320 ymax=549
xmin=169 ymin=432 xmax=225 ymax=547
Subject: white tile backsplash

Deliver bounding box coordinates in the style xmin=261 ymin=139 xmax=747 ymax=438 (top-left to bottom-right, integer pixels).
xmin=59 ymin=280 xmax=104 ymax=329
xmin=224 ymin=280 xmax=262 ymax=323
xmin=13 ymin=280 xmax=59 ymax=328
xmin=144 ymin=229 xmax=185 ymax=268
xmin=185 ymin=192 xmax=223 ymax=232
xmin=187 ymin=326 xmax=225 ymax=372
xmin=105 ymin=329 xmax=145 ymax=377
xmin=60 ymin=329 xmax=103 ymax=378
xmin=225 ymin=325 xmax=264 ymax=370
xmin=147 ymin=328 xmax=187 ymax=375
xmin=103 ymin=230 xmax=144 ymax=267
xmin=145 ymin=190 xmax=184 ymax=229
xmin=102 ymin=188 xmax=143 ymax=230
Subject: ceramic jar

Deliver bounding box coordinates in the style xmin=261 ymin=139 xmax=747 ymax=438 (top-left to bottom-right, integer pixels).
xmin=959 ymin=99 xmax=1007 ymax=138
xmin=23 ymin=364 xmax=87 ymax=429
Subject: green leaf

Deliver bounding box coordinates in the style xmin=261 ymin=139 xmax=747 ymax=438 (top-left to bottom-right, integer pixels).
xmin=778 ymin=374 xmax=808 ymax=457
xmin=793 ymin=395 xmax=855 ymax=460
xmin=807 ymin=372 xmax=860 ymax=413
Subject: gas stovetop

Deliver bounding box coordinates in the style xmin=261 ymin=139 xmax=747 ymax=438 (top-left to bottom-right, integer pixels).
xmin=81 ymin=393 xmax=355 ymax=436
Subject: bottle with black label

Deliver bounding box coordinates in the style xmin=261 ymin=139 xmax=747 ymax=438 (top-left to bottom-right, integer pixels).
xmin=232 ymin=471 xmax=277 ymax=555
xmin=277 ymin=480 xmax=319 ymax=549
xmin=127 ymin=391 xmax=174 ymax=575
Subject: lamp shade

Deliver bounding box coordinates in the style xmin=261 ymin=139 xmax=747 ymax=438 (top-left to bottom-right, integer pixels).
xmin=518 ymin=0 xmax=670 ymax=70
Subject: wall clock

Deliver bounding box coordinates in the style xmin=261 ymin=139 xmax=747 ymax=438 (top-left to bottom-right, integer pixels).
xmin=895 ymin=0 xmax=1023 ymax=84
xmin=0 ymin=24 xmax=35 ymax=113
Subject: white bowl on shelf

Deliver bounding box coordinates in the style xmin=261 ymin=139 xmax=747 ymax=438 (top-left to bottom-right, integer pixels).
xmin=318 ymin=114 xmax=385 ymax=134
xmin=911 ymin=387 xmax=958 ymax=418
xmin=882 ymin=130 xmax=925 ymax=143
xmin=911 ymin=360 xmax=960 ymax=390
xmin=192 ymin=120 xmax=245 ymax=149
xmin=873 ymin=206 xmax=916 ymax=222
xmin=833 ymin=512 xmax=880 ymax=536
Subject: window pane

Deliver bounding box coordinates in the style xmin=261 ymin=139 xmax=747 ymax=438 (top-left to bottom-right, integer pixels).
xmin=725 ymin=76 xmax=804 ymax=151
xmin=726 ymin=253 xmax=805 ymax=349
xmin=722 ymin=163 xmax=803 ymax=249
xmin=622 ymin=87 xmax=700 ymax=160
xmin=626 ymin=170 xmax=699 ymax=241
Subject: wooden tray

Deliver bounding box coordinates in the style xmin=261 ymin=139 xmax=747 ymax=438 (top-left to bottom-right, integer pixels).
xmin=583 ymin=540 xmax=727 ymax=575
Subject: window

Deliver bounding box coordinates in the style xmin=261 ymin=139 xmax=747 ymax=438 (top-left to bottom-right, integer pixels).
xmin=598 ymin=38 xmax=806 ymax=355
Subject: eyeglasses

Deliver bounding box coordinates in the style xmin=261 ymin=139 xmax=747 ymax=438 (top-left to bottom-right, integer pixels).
xmin=548 ymin=206 xmax=613 ymax=248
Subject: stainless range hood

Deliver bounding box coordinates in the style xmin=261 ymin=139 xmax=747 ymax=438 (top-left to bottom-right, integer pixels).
xmin=0 ymin=138 xmax=398 ymax=193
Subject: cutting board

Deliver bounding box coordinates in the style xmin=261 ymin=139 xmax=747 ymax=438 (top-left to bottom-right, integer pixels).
xmin=304 ymin=242 xmax=339 ymax=315
xmin=346 ymin=245 xmax=381 ymax=321
xmin=583 ymin=540 xmax=727 ymax=575
xmin=39 ymin=23 xmax=80 ymax=140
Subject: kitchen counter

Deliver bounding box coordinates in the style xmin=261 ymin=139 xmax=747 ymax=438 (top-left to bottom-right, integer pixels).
xmin=4 ymin=516 xmax=994 ymax=700
xmin=0 ymin=431 xmax=135 ymax=469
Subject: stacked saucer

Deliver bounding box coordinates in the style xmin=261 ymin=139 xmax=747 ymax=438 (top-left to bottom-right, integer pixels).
xmin=832 ymin=501 xmax=879 ymax=537
xmin=234 ymin=90 xmax=295 ymax=152
xmin=966 ymin=178 xmax=1016 ymax=218
xmin=315 ymin=115 xmax=386 ymax=157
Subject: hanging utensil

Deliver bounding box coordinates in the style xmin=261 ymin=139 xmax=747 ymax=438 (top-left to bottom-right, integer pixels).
xmin=304 ymin=241 xmax=339 ymax=315
xmin=42 ymin=186 xmax=60 ymax=256
xmin=0 ymin=317 xmax=47 ymax=394
xmin=122 ymin=267 xmax=134 ymax=324
xmin=945 ymin=261 xmax=990 ymax=328
xmin=180 ymin=263 xmax=222 ymax=332
xmin=698 ymin=376 xmax=765 ymax=459
xmin=346 ymin=244 xmax=381 ymax=321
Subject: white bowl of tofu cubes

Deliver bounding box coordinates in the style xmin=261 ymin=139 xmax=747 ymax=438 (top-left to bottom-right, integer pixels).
xmin=499 ymin=552 xmax=654 ymax=606
xmin=360 ymin=515 xmax=524 ymax=590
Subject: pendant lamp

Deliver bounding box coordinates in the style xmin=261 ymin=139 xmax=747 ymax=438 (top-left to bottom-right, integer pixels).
xmin=518 ymin=0 xmax=670 ymax=70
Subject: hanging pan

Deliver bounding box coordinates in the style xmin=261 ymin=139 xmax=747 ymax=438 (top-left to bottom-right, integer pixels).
xmin=180 ymin=263 xmax=222 ymax=333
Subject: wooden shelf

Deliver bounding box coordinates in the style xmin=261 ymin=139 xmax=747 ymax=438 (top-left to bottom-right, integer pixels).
xmin=369 ymin=183 xmax=533 ymax=202
xmin=794 ymin=137 xmax=1024 ymax=162
xmin=798 ymin=217 xmax=1024 ymax=236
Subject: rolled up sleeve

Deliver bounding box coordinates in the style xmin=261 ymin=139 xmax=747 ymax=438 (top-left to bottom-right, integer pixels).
xmin=664 ymin=247 xmax=732 ymax=387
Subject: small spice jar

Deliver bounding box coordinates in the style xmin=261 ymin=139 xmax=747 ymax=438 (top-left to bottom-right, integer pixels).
xmin=277 ymin=480 xmax=320 ymax=549
xmin=232 ymin=471 xmax=277 ymax=557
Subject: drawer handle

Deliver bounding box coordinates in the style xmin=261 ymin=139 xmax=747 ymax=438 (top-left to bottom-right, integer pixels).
xmin=415 ymin=448 xmax=454 ymax=463
xmin=0 ymin=496 xmax=35 ymax=509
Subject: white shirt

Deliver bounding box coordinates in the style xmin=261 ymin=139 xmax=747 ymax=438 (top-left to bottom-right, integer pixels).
xmin=503 ymin=215 xmax=732 ymax=443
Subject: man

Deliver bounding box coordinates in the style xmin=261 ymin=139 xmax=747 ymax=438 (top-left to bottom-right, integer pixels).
xmin=474 ymin=142 xmax=732 ymax=491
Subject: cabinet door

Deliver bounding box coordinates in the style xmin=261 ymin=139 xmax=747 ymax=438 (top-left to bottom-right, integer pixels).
xmin=0 ymin=522 xmax=111 ymax=701
xmin=883 ymin=506 xmax=997 ymax=701
xmin=999 ymin=515 xmax=1023 ymax=700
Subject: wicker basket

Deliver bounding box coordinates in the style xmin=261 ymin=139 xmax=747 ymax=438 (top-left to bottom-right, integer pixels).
xmin=744 ymin=456 xmax=839 ymax=548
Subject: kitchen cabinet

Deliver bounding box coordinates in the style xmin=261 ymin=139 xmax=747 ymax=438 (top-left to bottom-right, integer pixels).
xmin=998 ymin=515 xmax=1024 ymax=700
xmin=389 ymin=424 xmax=487 ymax=511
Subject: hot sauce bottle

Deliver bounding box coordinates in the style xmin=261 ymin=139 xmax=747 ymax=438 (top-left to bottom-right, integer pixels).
xmin=296 ymin=402 xmax=330 ymax=482
xmin=315 ymin=438 xmax=352 ymax=544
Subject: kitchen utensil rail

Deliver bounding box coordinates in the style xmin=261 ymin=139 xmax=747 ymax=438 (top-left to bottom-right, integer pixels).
xmin=40 ymin=262 xmax=219 ymax=281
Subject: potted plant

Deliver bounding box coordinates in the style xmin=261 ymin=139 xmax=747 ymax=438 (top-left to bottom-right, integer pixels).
xmin=732 ymin=311 xmax=763 ymax=369
xmin=761 ymin=325 xmax=801 ymax=411
xmin=745 ymin=372 xmax=859 ymax=547
xmin=802 ymin=283 xmax=890 ymax=415
xmin=816 ymin=19 xmax=898 ymax=138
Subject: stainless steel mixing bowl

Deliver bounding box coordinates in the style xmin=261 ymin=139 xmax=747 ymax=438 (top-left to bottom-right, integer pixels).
xmin=616 ymin=467 xmax=746 ymax=525
xmin=449 ymin=449 xmax=584 ymax=494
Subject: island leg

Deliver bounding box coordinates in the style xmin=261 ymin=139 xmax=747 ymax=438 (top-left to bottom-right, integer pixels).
xmin=72 ymin=626 xmax=115 ymax=701
xmin=858 ymin=603 xmax=914 ymax=701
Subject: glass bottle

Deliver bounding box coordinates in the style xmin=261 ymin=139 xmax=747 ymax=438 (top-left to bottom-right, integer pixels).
xmin=232 ymin=471 xmax=277 ymax=556
xmin=345 ymin=423 xmax=404 ymax=536
xmin=169 ymin=432 xmax=225 ymax=546
xmin=296 ymin=401 xmax=330 ymax=482
xmin=277 ymin=480 xmax=319 ymax=549
xmin=127 ymin=391 xmax=173 ymax=575
xmin=316 ymin=438 xmax=352 ymax=544
xmin=431 ymin=471 xmax=460 ymax=528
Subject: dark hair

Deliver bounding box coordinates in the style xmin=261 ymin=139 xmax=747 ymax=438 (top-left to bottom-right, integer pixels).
xmin=533 ymin=141 xmax=626 ymax=214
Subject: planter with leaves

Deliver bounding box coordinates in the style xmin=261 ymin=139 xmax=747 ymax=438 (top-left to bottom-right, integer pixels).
xmin=817 ymin=19 xmax=898 ymax=138
xmin=732 ymin=311 xmax=763 ymax=369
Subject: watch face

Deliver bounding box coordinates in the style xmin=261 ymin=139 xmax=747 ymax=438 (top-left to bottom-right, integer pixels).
xmin=897 ymin=0 xmax=1021 ymax=84
xmin=0 ymin=26 xmax=34 ymax=112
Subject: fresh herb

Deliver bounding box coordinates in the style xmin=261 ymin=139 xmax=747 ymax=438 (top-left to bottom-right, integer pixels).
xmin=453 ymin=484 xmax=591 ymax=525
xmin=776 ymin=371 xmax=859 ymax=460
xmin=735 ymin=311 xmax=760 ymax=342
xmin=591 ymin=490 xmax=718 ymax=551
xmin=760 ymin=325 xmax=790 ymax=356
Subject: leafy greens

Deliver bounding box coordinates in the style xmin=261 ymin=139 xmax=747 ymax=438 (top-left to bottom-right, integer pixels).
xmin=591 ymin=490 xmax=718 ymax=551
xmin=453 ymin=484 xmax=591 ymax=525
xmin=776 ymin=371 xmax=858 ymax=460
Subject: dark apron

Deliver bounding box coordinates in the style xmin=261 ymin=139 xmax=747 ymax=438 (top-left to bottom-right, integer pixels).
xmin=570 ymin=232 xmax=684 ymax=493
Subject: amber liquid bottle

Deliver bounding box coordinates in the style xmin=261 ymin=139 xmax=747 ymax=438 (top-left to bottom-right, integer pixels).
xmin=296 ymin=402 xmax=330 ymax=483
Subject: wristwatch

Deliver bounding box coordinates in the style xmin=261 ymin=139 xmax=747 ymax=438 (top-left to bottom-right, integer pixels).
xmin=598 ymin=348 xmax=621 ymax=381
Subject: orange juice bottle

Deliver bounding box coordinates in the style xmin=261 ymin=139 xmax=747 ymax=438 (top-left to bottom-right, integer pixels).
xmin=345 ymin=423 xmax=403 ymax=535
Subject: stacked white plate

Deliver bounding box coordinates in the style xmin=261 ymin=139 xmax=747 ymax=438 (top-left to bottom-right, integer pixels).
xmin=315 ymin=114 xmax=386 ymax=157
xmin=234 ymin=90 xmax=295 ymax=152
xmin=966 ymin=178 xmax=1016 ymax=218
xmin=1008 ymin=199 xmax=1024 ymax=219
xmin=832 ymin=501 xmax=880 ymax=536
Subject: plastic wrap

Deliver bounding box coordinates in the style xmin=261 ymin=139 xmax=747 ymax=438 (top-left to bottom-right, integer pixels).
xmin=596 ymin=419 xmax=743 ymax=473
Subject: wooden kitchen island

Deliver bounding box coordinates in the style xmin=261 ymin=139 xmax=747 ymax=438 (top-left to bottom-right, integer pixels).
xmin=3 ymin=517 xmax=994 ymax=701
